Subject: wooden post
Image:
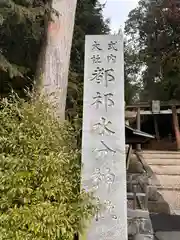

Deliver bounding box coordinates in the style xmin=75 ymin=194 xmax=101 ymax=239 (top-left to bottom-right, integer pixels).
xmin=136 ymin=107 xmax=141 ymax=151
xmin=133 ymin=185 xmax=137 ymax=210
xmin=153 ymin=114 xmax=160 ymax=141
xmin=144 ymin=186 xmax=149 ymax=210
xmin=126 ymin=144 xmax=132 ymax=170
xmin=172 ymin=105 xmax=180 ymax=151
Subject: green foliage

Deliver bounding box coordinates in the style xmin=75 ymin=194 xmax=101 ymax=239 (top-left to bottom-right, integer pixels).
xmin=0 ymin=94 xmax=95 ymax=239
xmin=125 ymin=0 xmax=180 ymax=101
xmin=0 ymin=0 xmax=110 ymax=111
xmin=0 ymin=0 xmax=52 ymax=95
xmin=124 ymin=40 xmax=142 ymax=104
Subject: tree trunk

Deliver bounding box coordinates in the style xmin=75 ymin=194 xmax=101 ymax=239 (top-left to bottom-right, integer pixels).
xmin=41 ymin=0 xmax=77 ymax=120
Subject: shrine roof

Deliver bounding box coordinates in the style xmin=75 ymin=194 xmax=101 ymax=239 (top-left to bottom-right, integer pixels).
xmin=125 ymin=125 xmax=154 ymax=144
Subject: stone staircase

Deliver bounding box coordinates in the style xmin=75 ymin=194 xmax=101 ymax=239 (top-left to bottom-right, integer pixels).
xmin=141 ymin=150 xmax=180 ymax=214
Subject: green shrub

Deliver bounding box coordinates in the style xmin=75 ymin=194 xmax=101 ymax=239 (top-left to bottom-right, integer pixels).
xmin=0 ymin=94 xmax=94 ymax=240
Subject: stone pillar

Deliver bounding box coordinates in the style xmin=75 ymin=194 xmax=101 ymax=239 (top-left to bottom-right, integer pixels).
xmin=81 ymin=35 xmax=127 ymax=239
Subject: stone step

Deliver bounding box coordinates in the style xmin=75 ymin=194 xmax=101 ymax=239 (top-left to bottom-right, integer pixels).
xmin=148 ymin=191 xmax=180 ymax=214
xmin=142 ymin=150 xmax=180 ymax=154
xmin=157 ymin=186 xmax=180 ymax=191
xmin=143 ymin=153 xmax=180 ymax=159
xmin=149 ymin=165 xmax=180 ymax=175
xmin=157 ymin=190 xmax=180 ymax=213
xmin=148 ymin=200 xmax=172 ymax=214
xmin=149 ymin=175 xmax=180 ymax=189
xmin=144 ymin=158 xmax=180 ymax=166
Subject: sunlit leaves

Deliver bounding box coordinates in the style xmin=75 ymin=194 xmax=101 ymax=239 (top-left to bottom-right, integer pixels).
xmin=0 ymin=95 xmax=94 ymax=239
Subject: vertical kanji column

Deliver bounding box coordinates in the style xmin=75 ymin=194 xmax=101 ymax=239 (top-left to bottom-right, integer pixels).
xmin=81 ymin=35 xmax=127 ymax=239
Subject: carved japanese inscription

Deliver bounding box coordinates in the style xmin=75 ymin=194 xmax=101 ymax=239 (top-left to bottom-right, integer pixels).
xmin=91 ymin=167 xmax=115 ymax=192
xmin=81 ymin=35 xmax=127 ymax=240
xmin=90 ymin=67 xmax=115 ymax=87
xmin=92 ymin=92 xmax=114 ymax=112
xmin=93 ymin=117 xmax=115 ymax=136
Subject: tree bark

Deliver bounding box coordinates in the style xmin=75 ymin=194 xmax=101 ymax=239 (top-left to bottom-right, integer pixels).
xmin=41 ymin=0 xmax=77 ymax=120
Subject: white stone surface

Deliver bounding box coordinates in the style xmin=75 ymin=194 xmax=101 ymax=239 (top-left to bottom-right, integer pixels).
xmin=81 ymin=35 xmax=127 ymax=239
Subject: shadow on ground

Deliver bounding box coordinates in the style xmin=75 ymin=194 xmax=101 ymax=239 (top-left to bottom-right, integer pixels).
xmin=150 ymin=212 xmax=180 ymax=232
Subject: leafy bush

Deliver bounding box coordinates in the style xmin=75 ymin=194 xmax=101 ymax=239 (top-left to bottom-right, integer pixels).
xmin=0 ymin=94 xmax=94 ymax=240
